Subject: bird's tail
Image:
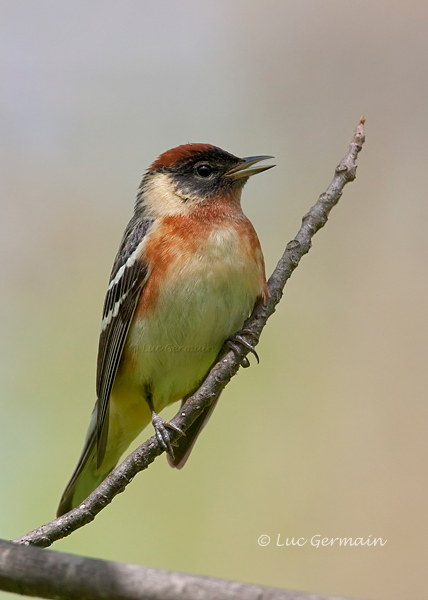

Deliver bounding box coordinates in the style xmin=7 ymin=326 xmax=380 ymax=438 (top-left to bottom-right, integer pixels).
xmin=167 ymin=391 xmax=221 ymax=469
xmin=57 ymin=409 xmax=115 ymax=517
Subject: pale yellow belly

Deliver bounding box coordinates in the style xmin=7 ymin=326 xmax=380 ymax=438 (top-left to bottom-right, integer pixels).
xmin=119 ymin=260 xmax=259 ymax=406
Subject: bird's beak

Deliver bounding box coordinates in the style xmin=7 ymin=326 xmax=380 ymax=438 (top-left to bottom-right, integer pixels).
xmin=225 ymin=155 xmax=275 ymax=180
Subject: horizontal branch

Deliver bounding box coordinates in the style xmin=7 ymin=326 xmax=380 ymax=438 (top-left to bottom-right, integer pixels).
xmin=13 ymin=118 xmax=366 ymax=549
xmin=0 ymin=539 xmax=364 ymax=600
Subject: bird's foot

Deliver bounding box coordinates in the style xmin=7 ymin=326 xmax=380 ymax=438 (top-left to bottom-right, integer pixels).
xmin=227 ymin=329 xmax=260 ymax=368
xmin=151 ymin=414 xmax=184 ymax=458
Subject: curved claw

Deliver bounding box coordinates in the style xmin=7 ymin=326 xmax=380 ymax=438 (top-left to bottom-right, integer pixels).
xmin=229 ymin=334 xmax=260 ymax=364
xmin=239 ymin=328 xmax=259 ymax=340
xmin=165 ymin=421 xmax=185 ymax=436
xmin=227 ymin=340 xmax=250 ymax=368
xmin=226 ymin=332 xmax=260 ymax=366
xmin=152 ymin=416 xmax=185 ymax=458
xmin=240 ymin=356 xmax=251 ymax=368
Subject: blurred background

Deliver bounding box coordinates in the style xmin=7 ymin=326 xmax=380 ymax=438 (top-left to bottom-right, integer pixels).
xmin=1 ymin=1 xmax=427 ymax=599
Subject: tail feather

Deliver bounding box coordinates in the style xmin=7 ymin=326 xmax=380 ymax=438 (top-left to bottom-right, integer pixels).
xmin=57 ymin=410 xmax=114 ymax=517
xmin=167 ymin=392 xmax=221 ymax=470
xmin=57 ymin=395 xmax=153 ymax=517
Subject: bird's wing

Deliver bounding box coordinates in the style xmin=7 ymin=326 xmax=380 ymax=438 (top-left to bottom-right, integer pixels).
xmin=95 ymin=216 xmax=153 ymax=467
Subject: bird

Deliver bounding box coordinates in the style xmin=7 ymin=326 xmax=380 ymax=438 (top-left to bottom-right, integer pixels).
xmin=57 ymin=143 xmax=274 ymax=517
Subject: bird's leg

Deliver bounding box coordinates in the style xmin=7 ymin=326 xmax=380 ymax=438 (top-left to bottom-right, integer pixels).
xmin=226 ymin=328 xmax=260 ymax=368
xmin=145 ymin=389 xmax=184 ymax=458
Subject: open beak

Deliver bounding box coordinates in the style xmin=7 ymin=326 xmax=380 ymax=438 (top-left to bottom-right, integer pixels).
xmin=225 ymin=155 xmax=275 ymax=180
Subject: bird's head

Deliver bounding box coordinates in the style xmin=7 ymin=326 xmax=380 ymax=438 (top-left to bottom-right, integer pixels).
xmin=137 ymin=143 xmax=274 ymax=217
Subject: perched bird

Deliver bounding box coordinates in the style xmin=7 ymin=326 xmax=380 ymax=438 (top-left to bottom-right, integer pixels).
xmin=57 ymin=144 xmax=274 ymax=517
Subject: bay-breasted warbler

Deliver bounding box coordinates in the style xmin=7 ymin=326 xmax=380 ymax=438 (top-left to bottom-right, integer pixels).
xmin=57 ymin=144 xmax=274 ymax=516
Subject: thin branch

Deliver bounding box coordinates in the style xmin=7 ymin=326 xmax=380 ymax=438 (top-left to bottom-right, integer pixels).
xmin=0 ymin=538 xmax=364 ymax=600
xmin=13 ymin=118 xmax=366 ymax=549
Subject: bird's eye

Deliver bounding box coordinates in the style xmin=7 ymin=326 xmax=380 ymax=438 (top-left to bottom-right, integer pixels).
xmin=196 ymin=164 xmax=213 ymax=177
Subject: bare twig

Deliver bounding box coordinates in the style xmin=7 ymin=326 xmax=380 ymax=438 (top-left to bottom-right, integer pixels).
xmin=0 ymin=538 xmax=364 ymax=600
xmin=13 ymin=118 xmax=366 ymax=549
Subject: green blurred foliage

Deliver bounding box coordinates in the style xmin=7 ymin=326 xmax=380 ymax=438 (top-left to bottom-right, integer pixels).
xmin=1 ymin=2 xmax=427 ymax=599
